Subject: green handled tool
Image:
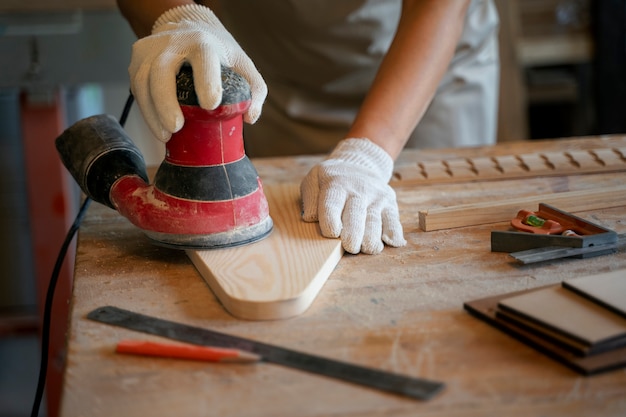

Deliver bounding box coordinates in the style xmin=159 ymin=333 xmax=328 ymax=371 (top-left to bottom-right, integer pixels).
xmin=87 ymin=306 xmax=444 ymax=401
xmin=491 ymin=203 xmax=621 ymax=264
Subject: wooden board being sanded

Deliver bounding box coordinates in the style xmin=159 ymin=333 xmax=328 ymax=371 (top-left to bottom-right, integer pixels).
xmin=186 ymin=183 xmax=343 ymax=320
xmin=419 ymin=185 xmax=626 ymax=232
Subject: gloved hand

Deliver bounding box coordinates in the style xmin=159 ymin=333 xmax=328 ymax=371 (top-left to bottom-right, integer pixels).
xmin=301 ymin=138 xmax=407 ymax=255
xmin=128 ymin=4 xmax=267 ymax=142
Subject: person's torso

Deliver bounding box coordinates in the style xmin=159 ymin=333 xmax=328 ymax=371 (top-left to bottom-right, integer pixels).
xmin=202 ymin=0 xmax=499 ymax=154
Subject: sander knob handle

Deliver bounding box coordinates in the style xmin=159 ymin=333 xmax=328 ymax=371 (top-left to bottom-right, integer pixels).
xmin=175 ymin=65 xmax=251 ymax=107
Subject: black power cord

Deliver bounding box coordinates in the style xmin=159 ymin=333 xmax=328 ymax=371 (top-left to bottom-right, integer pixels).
xmin=30 ymin=93 xmax=135 ymax=417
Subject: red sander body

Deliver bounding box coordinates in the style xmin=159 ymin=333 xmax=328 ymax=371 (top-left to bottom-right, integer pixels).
xmin=56 ymin=66 xmax=273 ymax=249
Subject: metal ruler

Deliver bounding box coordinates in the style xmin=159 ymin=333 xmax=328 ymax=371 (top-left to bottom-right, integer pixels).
xmin=510 ymin=233 xmax=626 ymax=264
xmin=88 ymin=306 xmax=444 ymax=401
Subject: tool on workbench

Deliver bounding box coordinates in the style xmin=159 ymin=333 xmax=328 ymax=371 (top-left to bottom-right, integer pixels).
xmin=510 ymin=210 xmax=568 ymax=235
xmin=491 ymin=203 xmax=621 ymax=264
xmin=55 ymin=66 xmax=273 ymax=249
xmin=88 ymin=306 xmax=445 ymax=401
xmin=116 ymin=339 xmax=261 ymax=363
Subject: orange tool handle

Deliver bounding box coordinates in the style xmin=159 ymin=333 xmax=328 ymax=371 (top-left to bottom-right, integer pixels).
xmin=510 ymin=209 xmax=565 ymax=235
xmin=116 ymin=340 xmax=261 ymax=363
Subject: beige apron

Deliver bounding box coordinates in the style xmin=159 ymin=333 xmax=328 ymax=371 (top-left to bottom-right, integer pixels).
xmin=213 ymin=0 xmax=499 ymax=157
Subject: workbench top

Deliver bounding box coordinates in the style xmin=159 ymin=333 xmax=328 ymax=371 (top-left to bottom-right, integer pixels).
xmin=61 ymin=136 xmax=626 ymax=417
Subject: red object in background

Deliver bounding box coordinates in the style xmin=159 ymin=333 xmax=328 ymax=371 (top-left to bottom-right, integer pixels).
xmin=20 ymin=90 xmax=77 ymax=417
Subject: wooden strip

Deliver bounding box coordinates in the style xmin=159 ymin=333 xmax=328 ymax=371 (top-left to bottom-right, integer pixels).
xmin=444 ymin=159 xmax=476 ymax=179
xmin=468 ymin=156 xmax=502 ymax=177
xmin=517 ymin=153 xmax=550 ymax=172
xmin=493 ymin=155 xmax=527 ymax=174
xmin=187 ymin=183 xmax=343 ymax=320
xmin=419 ymin=160 xmax=451 ymax=180
xmin=591 ymin=148 xmax=624 ymax=167
xmin=418 ymin=186 xmax=626 ymax=232
xmin=392 ymin=147 xmax=626 ymax=185
xmin=393 ymin=163 xmax=426 ymax=181
xmin=566 ymin=150 xmax=603 ymax=169
xmin=541 ymin=152 xmax=578 ymax=171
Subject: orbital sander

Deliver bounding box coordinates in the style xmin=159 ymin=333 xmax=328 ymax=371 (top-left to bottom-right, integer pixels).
xmin=55 ymin=66 xmax=273 ymax=249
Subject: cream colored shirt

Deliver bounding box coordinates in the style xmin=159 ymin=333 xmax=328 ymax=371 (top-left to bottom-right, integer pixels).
xmin=210 ymin=0 xmax=499 ymax=157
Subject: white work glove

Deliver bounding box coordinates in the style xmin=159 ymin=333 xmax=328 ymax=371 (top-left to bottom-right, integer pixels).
xmin=128 ymin=4 xmax=267 ymax=142
xmin=301 ymin=138 xmax=407 ymax=255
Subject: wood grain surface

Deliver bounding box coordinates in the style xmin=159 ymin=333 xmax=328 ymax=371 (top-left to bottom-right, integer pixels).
xmin=394 ymin=146 xmax=626 ymax=185
xmin=563 ymin=270 xmax=626 ymax=317
xmin=498 ymin=285 xmax=626 ymax=345
xmin=61 ymin=135 xmax=626 ymax=417
xmin=418 ymin=185 xmax=626 ymax=231
xmin=186 ymin=183 xmax=343 ymax=320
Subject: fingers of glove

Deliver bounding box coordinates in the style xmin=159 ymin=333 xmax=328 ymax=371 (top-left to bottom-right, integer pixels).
xmin=381 ymin=205 xmax=407 ymax=248
xmin=300 ymin=166 xmax=320 ymax=222
xmin=318 ymin=187 xmax=348 ymax=239
xmin=338 ymin=198 xmax=368 ymax=255
xmin=360 ymin=209 xmax=385 ymax=255
xmin=187 ymin=45 xmax=224 ymax=111
xmin=130 ymin=63 xmax=172 ymax=142
xmin=233 ymin=56 xmax=268 ymax=124
xmin=150 ymin=54 xmax=186 ymax=136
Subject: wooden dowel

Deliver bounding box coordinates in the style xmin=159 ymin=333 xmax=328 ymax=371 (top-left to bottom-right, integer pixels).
xmin=418 ymin=186 xmax=626 ymax=232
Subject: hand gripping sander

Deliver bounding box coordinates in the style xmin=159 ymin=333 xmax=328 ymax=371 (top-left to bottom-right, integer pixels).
xmin=55 ymin=66 xmax=273 ymax=249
